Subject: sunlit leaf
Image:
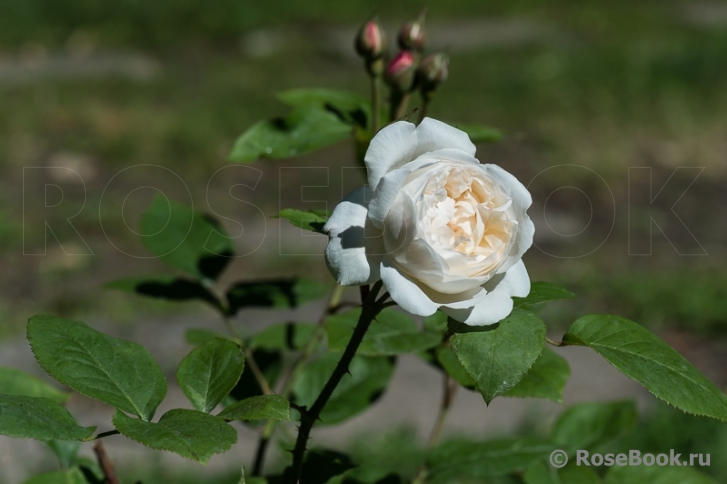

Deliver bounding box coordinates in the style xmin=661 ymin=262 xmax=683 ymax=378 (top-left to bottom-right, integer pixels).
xmin=0 ymin=395 xmax=95 ymax=441
xmin=113 ymin=409 xmax=237 ymax=465
xmin=218 ymin=394 xmax=290 ymax=422
xmin=503 ymin=347 xmax=570 ymax=403
xmin=273 ymin=208 xmax=330 ymax=234
xmin=28 ymin=315 xmax=167 ymax=421
xmin=450 ymin=308 xmax=546 ymax=404
xmin=564 ymin=314 xmax=727 ymax=421
xmin=514 ymin=281 xmax=576 ymax=307
xmin=177 ymin=338 xmax=244 ymax=413
xmin=229 ymin=108 xmax=352 ymax=163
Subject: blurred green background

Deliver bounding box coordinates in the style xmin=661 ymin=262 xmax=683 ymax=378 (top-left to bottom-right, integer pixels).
xmin=1 ymin=0 xmax=726 ymax=482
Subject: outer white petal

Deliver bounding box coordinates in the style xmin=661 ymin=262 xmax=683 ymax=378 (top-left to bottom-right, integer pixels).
xmin=480 ymin=164 xmax=535 ymax=274
xmin=365 ymin=121 xmax=418 ymax=191
xmin=442 ymin=260 xmax=530 ymax=326
xmin=412 ymin=118 xmax=476 ymax=159
xmin=323 ymin=186 xmax=385 ymax=286
xmin=379 ymin=259 xmax=439 ymax=317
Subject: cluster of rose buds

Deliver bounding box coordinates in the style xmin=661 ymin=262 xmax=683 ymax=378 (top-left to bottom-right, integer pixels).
xmin=354 ymin=10 xmax=449 ymax=119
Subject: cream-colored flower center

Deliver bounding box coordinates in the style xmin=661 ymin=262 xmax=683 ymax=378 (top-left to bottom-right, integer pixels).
xmin=418 ymin=165 xmax=516 ymax=275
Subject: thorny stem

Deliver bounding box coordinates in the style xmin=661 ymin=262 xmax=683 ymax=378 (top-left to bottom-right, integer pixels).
xmin=412 ymin=374 xmax=459 ymax=484
xmin=252 ymin=284 xmax=345 ymax=476
xmin=288 ymin=282 xmax=386 ymax=483
xmin=93 ymin=441 xmax=121 ymax=484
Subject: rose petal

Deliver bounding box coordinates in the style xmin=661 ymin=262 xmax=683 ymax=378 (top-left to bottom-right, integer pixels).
xmin=499 ymin=215 xmax=534 ymax=274
xmin=479 ymin=164 xmax=535 ymax=274
xmin=442 ymin=260 xmax=530 ymax=326
xmin=323 ymin=186 xmax=386 ymax=286
xmin=368 ymin=148 xmax=479 ymax=228
xmin=412 ymin=118 xmax=476 ymax=159
xmin=365 ymin=121 xmax=418 ymax=191
xmin=379 ymin=259 xmax=439 ymax=316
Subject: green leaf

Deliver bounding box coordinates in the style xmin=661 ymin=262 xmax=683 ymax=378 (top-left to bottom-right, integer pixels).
xmin=553 ymin=400 xmax=637 ymax=451
xmin=226 ymin=278 xmax=329 ymax=315
xmin=185 ymin=328 xmax=227 ymax=346
xmin=503 ymin=347 xmax=570 ymax=403
xmin=427 ymin=438 xmax=557 ymax=482
xmin=327 ymin=308 xmax=441 ymax=356
xmin=280 ymin=450 xmax=357 ymax=484
xmin=105 ymin=276 xmax=220 ymax=309
xmin=28 ymin=315 xmax=167 ymax=421
xmin=0 ymin=367 xmax=68 ymax=403
xmin=141 ymin=195 xmax=233 ymax=280
xmin=423 ymin=311 xmax=448 ymax=333
xmin=229 ymin=107 xmax=352 ymax=163
xmin=46 ymin=440 xmax=81 ymax=468
xmin=454 ymin=123 xmax=503 ymax=143
xmin=0 ymin=395 xmax=95 ymax=441
xmin=524 ymin=461 xmax=601 ymax=484
xmin=450 ymin=308 xmax=546 ymax=404
xmin=559 ymin=464 xmax=601 ymax=484
xmin=436 ymin=346 xmax=475 ymax=388
xmin=112 ymin=409 xmax=237 ymax=465
xmin=564 ymin=314 xmax=727 ymax=421
xmin=23 ymin=467 xmax=87 ymax=484
xmin=177 ymin=338 xmax=244 ymax=413
xmin=273 ymin=208 xmax=330 ymax=234
xmin=250 ymin=322 xmax=317 ymax=351
xmin=604 ymin=465 xmax=717 ymax=484
xmin=523 ymin=461 xmax=557 ymax=484
xmin=277 ymin=88 xmax=372 ymax=129
xmin=218 ymin=394 xmax=290 ymax=422
xmin=228 ymin=349 xmax=282 ymax=402
xmin=293 ymin=354 xmax=394 ymax=425
xmin=514 ymin=281 xmax=576 ymax=307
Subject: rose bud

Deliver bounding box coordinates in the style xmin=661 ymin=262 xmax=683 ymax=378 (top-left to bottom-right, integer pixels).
xmin=384 ymin=50 xmax=417 ymax=91
xmin=398 ymin=10 xmax=427 ymax=51
xmin=417 ymin=52 xmax=449 ymax=95
xmin=355 ymin=17 xmax=386 ymax=60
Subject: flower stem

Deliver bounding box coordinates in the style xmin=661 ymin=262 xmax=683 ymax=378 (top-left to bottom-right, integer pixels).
xmin=93 ymin=441 xmax=120 ymax=484
xmin=412 ymin=374 xmax=459 ymax=484
xmin=371 ymin=75 xmax=381 ymax=132
xmin=288 ymin=282 xmax=385 ymax=483
xmin=222 ymin=314 xmax=273 ymax=396
xmin=251 ymin=283 xmax=345 ymax=475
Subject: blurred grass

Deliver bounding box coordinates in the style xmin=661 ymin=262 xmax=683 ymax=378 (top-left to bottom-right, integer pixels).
xmin=2 ymin=0 xmax=727 ymax=333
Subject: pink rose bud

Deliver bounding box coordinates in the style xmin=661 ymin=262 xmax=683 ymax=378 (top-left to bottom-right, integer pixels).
xmin=398 ymin=10 xmax=427 ymax=51
xmin=385 ymin=50 xmax=417 ymax=91
xmin=355 ymin=18 xmax=386 ymax=60
xmin=417 ymin=52 xmax=449 ymax=93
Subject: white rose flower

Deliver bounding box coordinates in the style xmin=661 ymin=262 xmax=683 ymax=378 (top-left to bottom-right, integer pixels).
xmin=324 ymin=118 xmax=534 ymax=326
